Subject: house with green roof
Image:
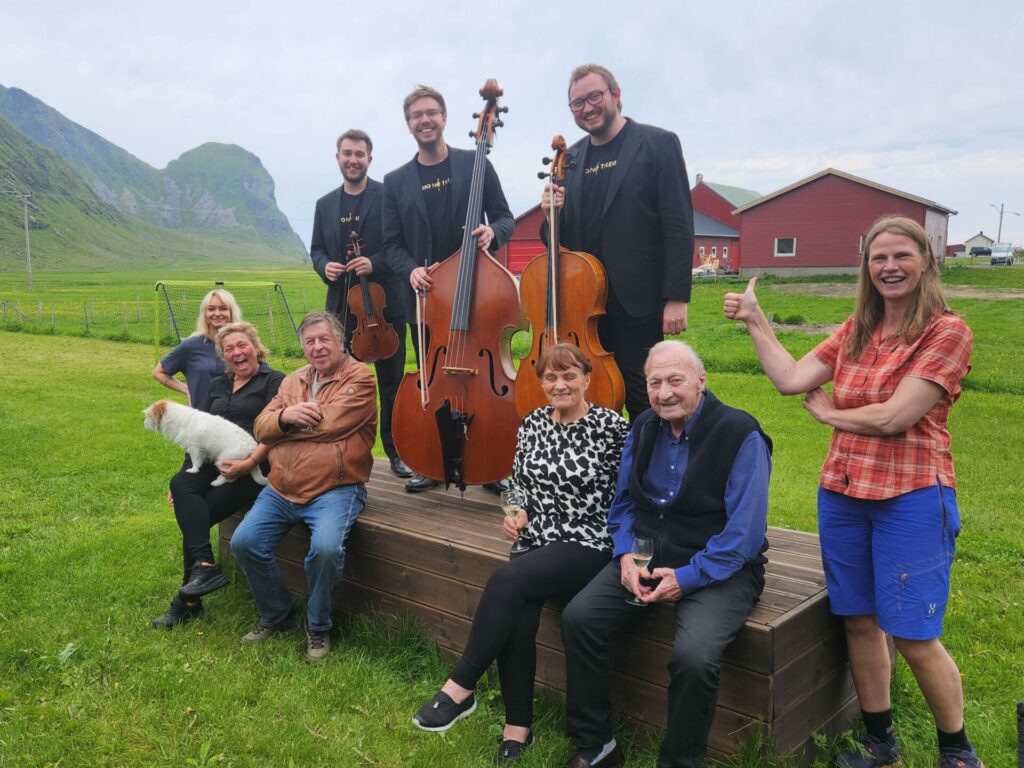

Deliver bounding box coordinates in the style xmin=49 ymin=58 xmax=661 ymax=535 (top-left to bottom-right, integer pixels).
xmin=691 ymin=173 xmax=762 ymax=271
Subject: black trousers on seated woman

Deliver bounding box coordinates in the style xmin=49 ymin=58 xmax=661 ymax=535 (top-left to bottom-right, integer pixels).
xmin=169 ymin=462 xmax=262 ymax=584
xmin=449 ymin=540 xmax=610 ymax=727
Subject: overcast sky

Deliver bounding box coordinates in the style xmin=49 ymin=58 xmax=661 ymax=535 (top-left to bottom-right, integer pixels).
xmin=3 ymin=0 xmax=1023 ymax=249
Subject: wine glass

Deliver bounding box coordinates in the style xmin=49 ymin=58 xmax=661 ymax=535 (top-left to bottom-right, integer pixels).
xmin=500 ymin=488 xmax=529 ymax=554
xmin=300 ymin=389 xmax=318 ymax=433
xmin=625 ymin=537 xmax=653 ymax=606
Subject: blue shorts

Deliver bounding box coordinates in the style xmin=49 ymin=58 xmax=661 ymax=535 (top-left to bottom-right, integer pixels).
xmin=817 ymin=485 xmax=960 ymax=640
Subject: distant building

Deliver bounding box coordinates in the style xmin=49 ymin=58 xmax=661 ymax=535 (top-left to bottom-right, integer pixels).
xmin=495 ymin=205 xmax=545 ymax=276
xmin=733 ymin=168 xmax=956 ymax=276
xmin=947 ymin=243 xmax=965 ymax=259
xmin=964 ymin=231 xmax=995 ymax=257
xmin=691 ymin=175 xmax=760 ymax=271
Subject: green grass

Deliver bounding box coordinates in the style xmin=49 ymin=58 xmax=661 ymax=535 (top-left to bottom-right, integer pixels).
xmin=1 ymin=267 xmax=1022 ymax=767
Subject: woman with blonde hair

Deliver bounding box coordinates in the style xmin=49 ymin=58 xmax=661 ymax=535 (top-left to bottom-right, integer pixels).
xmin=151 ymin=321 xmax=284 ymax=629
xmin=151 ymin=288 xmax=243 ymax=411
xmin=724 ymin=216 xmax=982 ymax=767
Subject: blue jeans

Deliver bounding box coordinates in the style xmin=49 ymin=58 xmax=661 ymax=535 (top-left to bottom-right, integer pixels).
xmin=230 ymin=484 xmax=366 ymax=631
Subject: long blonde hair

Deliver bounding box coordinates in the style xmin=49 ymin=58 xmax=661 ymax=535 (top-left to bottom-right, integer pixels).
xmin=194 ymin=288 xmax=243 ymax=339
xmin=848 ymin=216 xmax=947 ymax=360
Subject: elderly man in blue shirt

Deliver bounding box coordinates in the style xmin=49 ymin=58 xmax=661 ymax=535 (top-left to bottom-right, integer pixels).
xmin=560 ymin=339 xmax=772 ymax=768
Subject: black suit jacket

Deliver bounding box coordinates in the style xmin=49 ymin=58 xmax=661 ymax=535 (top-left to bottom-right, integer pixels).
xmin=552 ymin=120 xmax=694 ymax=318
xmin=310 ymin=179 xmax=403 ymax=318
xmin=382 ymin=146 xmax=514 ymax=314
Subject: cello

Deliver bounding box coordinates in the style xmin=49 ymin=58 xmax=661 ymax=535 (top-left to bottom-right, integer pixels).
xmin=391 ymin=80 xmax=525 ymax=491
xmin=344 ymin=231 xmax=400 ymax=363
xmin=515 ymin=136 xmax=625 ymax=417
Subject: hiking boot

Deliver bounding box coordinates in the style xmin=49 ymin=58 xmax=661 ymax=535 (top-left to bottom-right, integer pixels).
xmin=179 ymin=563 xmax=229 ymax=598
xmin=305 ymin=627 xmax=331 ymax=662
xmin=835 ymin=733 xmax=901 ymax=767
xmin=412 ymin=691 xmax=477 ymax=732
xmin=937 ymin=746 xmax=984 ymax=768
xmin=241 ymin=612 xmax=297 ymax=643
xmin=150 ymin=596 xmax=203 ymax=629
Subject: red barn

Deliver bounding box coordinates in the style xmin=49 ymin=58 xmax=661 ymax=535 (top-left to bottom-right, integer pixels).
xmin=496 ymin=205 xmax=546 ymax=276
xmin=691 ymin=175 xmax=761 ymax=271
xmin=733 ymin=168 xmax=956 ymax=276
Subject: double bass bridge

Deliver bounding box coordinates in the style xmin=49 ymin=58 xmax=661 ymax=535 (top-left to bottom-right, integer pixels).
xmin=441 ymin=365 xmax=478 ymax=375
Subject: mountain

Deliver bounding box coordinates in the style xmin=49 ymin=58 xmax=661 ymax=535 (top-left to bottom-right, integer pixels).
xmin=0 ymin=115 xmax=303 ymax=271
xmin=0 ymin=84 xmax=304 ymax=257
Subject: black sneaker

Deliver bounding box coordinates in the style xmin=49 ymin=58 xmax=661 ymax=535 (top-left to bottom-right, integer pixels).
xmin=835 ymin=733 xmax=901 ymax=767
xmin=179 ymin=563 xmax=229 ymax=598
xmin=412 ymin=691 xmax=477 ymax=732
xmin=495 ymin=732 xmax=534 ymax=764
xmin=150 ymin=596 xmax=204 ymax=629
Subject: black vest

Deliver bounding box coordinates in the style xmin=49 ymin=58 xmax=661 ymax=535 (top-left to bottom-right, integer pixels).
xmin=629 ymin=390 xmax=772 ymax=570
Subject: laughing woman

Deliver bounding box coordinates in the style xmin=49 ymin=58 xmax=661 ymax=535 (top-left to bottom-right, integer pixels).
xmin=412 ymin=344 xmax=628 ymax=764
xmin=151 ymin=321 xmax=284 ymax=629
xmin=152 ymin=288 xmax=242 ymax=411
xmin=724 ymin=216 xmax=982 ymax=768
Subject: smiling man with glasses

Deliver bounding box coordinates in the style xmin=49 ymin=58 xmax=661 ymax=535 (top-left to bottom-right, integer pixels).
xmin=541 ymin=63 xmax=695 ymax=421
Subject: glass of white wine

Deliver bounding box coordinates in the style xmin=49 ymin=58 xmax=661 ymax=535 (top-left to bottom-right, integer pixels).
xmin=625 ymin=536 xmax=654 ymax=606
xmin=300 ymin=389 xmax=318 ymax=433
xmin=500 ymin=488 xmax=529 ymax=554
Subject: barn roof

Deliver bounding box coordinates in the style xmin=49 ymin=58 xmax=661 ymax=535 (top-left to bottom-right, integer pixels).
xmin=732 ymin=168 xmax=957 ymax=216
xmin=694 ymin=211 xmax=739 ymax=238
xmin=703 ymin=181 xmax=761 ymax=208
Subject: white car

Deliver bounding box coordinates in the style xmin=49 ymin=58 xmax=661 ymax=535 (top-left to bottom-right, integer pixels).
xmin=990 ymin=243 xmax=1016 ymax=266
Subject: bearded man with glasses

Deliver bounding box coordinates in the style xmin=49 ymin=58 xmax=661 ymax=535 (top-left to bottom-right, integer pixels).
xmin=541 ymin=63 xmax=695 ymax=421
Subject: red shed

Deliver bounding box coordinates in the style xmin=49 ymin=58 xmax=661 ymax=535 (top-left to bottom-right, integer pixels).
xmin=733 ymin=168 xmax=956 ymax=275
xmin=495 ymin=205 xmax=546 ymax=276
xmin=691 ymin=175 xmax=761 ymax=271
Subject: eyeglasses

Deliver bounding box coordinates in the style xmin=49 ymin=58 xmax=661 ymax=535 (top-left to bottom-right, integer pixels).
xmin=569 ymin=89 xmax=609 ymax=113
xmin=407 ymin=108 xmax=444 ymax=122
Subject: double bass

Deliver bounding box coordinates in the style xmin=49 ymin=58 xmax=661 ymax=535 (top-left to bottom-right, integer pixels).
xmin=391 ymin=80 xmax=525 ymax=491
xmin=515 ymin=136 xmax=625 ymax=417
xmin=343 ymin=231 xmax=400 ymax=363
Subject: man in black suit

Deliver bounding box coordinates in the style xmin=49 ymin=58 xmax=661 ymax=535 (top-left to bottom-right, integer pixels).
xmin=310 ymin=128 xmax=412 ymax=479
xmin=382 ymin=85 xmax=515 ymax=493
xmin=542 ymin=63 xmax=695 ymax=420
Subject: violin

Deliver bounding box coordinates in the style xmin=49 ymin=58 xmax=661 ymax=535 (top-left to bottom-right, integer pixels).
xmin=515 ymin=136 xmax=624 ymax=417
xmin=391 ymin=79 xmax=525 ymax=491
xmin=344 ymin=231 xmax=400 ymax=363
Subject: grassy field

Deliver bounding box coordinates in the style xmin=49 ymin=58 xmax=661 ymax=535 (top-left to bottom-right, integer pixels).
xmin=1 ymin=266 xmax=1022 ymax=767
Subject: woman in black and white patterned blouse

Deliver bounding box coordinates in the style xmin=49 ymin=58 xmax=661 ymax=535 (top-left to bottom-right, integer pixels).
xmin=413 ymin=343 xmax=628 ymax=763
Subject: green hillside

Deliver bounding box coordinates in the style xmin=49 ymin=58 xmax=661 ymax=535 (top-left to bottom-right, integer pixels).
xmin=0 ymin=116 xmax=305 ymax=272
xmin=0 ymin=84 xmax=305 ymax=258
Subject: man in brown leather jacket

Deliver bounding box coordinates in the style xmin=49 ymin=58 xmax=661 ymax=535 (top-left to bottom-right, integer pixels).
xmin=230 ymin=311 xmax=376 ymax=661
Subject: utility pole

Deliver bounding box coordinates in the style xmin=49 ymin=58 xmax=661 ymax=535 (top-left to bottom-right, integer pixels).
xmin=990 ymin=203 xmax=1020 ymax=244
xmin=1 ymin=173 xmax=33 ymax=289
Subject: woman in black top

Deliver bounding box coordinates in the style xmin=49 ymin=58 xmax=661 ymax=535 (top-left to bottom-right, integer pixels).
xmin=151 ymin=321 xmax=285 ymax=629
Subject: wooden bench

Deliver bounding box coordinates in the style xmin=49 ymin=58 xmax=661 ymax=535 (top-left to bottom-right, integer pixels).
xmin=220 ymin=457 xmax=856 ymax=762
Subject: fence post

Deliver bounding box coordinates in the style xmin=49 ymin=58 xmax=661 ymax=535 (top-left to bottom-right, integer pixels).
xmin=122 ymin=302 xmax=128 ymax=331
xmin=51 ymin=304 xmax=56 ymax=332
xmin=38 ymin=301 xmax=43 ymax=322
xmin=136 ymin=296 xmax=141 ymax=322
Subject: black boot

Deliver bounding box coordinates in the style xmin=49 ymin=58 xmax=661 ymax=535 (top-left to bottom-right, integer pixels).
xmin=150 ymin=596 xmax=204 ymax=629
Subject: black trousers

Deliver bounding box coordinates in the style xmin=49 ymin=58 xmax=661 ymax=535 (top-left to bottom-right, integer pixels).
xmin=169 ymin=463 xmax=262 ymax=585
xmin=449 ymin=541 xmax=610 ymax=727
xmin=561 ymin=561 xmax=764 ymax=768
xmin=371 ymin=315 xmax=407 ymax=460
xmin=597 ymin=292 xmax=663 ymax=421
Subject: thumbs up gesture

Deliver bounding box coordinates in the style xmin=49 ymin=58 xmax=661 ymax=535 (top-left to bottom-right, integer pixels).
xmin=723 ymin=277 xmax=759 ymax=321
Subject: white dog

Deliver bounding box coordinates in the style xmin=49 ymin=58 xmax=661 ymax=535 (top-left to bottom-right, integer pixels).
xmin=143 ymin=400 xmax=267 ymax=487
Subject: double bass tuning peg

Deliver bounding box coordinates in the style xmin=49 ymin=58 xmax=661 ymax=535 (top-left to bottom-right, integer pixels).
xmin=494 ymin=120 xmax=504 ymax=128
xmin=537 ymin=171 xmax=550 ymax=180
xmin=472 ymin=112 xmax=480 ymax=119
xmin=542 ymin=156 xmax=552 ymax=165
xmin=498 ymin=106 xmax=509 ymax=114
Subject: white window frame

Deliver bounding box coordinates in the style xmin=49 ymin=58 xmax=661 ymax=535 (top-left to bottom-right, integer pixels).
xmin=723 ymin=246 xmax=729 ymax=259
xmin=699 ymin=246 xmax=705 ymax=257
xmin=858 ymin=234 xmax=866 ymax=255
xmin=711 ymin=246 xmax=717 ymax=257
xmin=774 ymin=237 xmax=796 ymax=258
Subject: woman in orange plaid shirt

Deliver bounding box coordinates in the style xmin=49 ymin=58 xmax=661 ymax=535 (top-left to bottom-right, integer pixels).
xmin=724 ymin=216 xmax=981 ymax=768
